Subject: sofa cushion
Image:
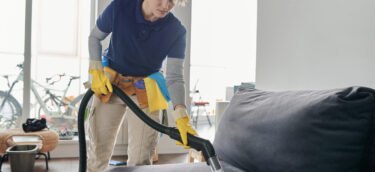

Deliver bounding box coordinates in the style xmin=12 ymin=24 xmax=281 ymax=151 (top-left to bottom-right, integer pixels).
xmin=214 ymin=87 xmax=375 ymax=172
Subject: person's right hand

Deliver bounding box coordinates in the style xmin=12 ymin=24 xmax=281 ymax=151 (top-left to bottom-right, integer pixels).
xmin=89 ymin=60 xmax=113 ymax=97
xmin=173 ymin=107 xmax=198 ymax=149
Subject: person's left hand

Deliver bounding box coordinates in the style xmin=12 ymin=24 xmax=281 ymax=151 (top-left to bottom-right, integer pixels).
xmin=173 ymin=107 xmax=197 ymax=148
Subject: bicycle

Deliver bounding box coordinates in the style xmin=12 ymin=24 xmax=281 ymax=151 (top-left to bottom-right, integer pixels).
xmin=0 ymin=63 xmax=84 ymax=130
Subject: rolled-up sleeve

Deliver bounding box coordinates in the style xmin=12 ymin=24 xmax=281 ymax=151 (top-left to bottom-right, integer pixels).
xmin=166 ymin=58 xmax=186 ymax=108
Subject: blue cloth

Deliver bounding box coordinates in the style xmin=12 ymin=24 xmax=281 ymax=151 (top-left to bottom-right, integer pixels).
xmin=134 ymin=79 xmax=145 ymax=89
xmin=96 ymin=0 xmax=186 ymax=77
xmin=148 ymin=72 xmax=170 ymax=102
xmin=102 ymin=49 xmax=109 ymax=67
xmin=102 ymin=56 xmax=109 ymax=67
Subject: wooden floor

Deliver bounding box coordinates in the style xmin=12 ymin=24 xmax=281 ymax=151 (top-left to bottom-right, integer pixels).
xmin=1 ymin=154 xmax=189 ymax=172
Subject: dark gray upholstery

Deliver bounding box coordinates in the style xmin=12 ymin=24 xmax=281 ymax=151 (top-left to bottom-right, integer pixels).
xmin=106 ymin=161 xmax=244 ymax=172
xmin=107 ymin=163 xmax=210 ymax=172
xmin=214 ymin=87 xmax=375 ymax=172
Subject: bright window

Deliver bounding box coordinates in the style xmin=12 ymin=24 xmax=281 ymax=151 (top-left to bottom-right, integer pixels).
xmin=0 ymin=0 xmax=91 ymax=133
xmin=36 ymin=0 xmax=78 ymax=55
xmin=30 ymin=0 xmax=91 ymax=133
xmin=0 ymin=1 xmax=25 ymax=130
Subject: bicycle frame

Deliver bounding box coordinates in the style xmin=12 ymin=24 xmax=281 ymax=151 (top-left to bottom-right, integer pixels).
xmin=0 ymin=64 xmax=79 ymax=118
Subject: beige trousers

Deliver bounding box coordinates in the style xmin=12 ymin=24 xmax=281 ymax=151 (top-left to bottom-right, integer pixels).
xmin=87 ymin=94 xmax=160 ymax=172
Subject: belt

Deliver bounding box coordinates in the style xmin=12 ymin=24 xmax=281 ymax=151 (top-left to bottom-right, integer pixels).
xmin=102 ymin=67 xmax=148 ymax=108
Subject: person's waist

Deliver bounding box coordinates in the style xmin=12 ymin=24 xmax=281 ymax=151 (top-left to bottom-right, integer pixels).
xmin=116 ymin=75 xmax=145 ymax=83
xmin=108 ymin=59 xmax=156 ymax=77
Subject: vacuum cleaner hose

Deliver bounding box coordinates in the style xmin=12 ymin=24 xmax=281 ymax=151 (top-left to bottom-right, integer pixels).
xmin=78 ymin=85 xmax=223 ymax=172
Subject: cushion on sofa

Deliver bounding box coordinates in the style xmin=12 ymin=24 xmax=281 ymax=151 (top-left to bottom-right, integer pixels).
xmin=214 ymin=87 xmax=375 ymax=172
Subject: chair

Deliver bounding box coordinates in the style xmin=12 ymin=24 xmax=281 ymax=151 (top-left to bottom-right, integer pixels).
xmin=190 ymin=89 xmax=212 ymax=128
xmin=191 ymin=101 xmax=212 ymax=128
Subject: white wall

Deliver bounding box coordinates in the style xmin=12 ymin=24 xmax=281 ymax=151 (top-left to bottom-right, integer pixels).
xmin=190 ymin=0 xmax=257 ymax=104
xmin=256 ymin=0 xmax=375 ymax=90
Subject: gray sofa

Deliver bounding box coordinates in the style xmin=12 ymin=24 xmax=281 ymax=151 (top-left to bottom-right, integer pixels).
xmin=108 ymin=86 xmax=375 ymax=172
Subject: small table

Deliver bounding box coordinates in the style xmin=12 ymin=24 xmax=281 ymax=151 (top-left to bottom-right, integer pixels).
xmin=0 ymin=128 xmax=59 ymax=170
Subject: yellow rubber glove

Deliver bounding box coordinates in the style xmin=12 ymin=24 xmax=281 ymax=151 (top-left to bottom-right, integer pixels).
xmin=173 ymin=107 xmax=197 ymax=148
xmin=89 ymin=60 xmax=113 ymax=98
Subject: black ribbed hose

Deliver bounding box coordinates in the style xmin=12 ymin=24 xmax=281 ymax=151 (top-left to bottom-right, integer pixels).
xmin=78 ymin=85 xmax=223 ymax=172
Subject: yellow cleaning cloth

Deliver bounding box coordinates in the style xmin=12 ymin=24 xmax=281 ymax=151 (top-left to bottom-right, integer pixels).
xmin=144 ymin=77 xmax=168 ymax=112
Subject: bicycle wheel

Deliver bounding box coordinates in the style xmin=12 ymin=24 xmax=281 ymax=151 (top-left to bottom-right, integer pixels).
xmin=38 ymin=96 xmax=73 ymax=129
xmin=65 ymin=93 xmax=84 ymax=117
xmin=65 ymin=94 xmax=85 ymax=131
xmin=38 ymin=96 xmax=65 ymax=117
xmin=0 ymin=91 xmax=22 ymax=130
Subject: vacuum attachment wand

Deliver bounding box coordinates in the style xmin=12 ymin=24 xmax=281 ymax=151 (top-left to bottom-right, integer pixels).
xmin=78 ymin=85 xmax=223 ymax=172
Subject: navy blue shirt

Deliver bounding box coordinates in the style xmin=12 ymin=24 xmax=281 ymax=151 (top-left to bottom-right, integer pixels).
xmin=97 ymin=0 xmax=186 ymax=76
